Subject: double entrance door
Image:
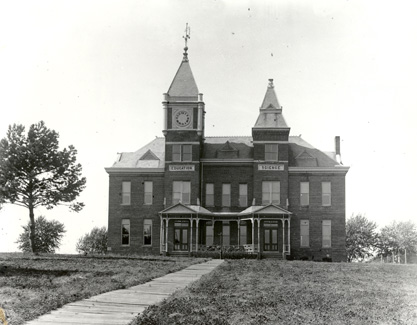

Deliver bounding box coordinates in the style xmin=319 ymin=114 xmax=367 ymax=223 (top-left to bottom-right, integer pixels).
xmin=264 ymin=221 xmax=278 ymax=251
xmin=174 ymin=221 xmax=188 ymax=251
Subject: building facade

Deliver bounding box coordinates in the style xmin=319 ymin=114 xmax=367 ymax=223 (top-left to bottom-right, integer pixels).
xmin=105 ymin=47 xmax=349 ymax=261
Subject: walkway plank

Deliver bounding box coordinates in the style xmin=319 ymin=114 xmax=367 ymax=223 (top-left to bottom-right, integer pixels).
xmin=24 ymin=259 xmax=223 ymax=325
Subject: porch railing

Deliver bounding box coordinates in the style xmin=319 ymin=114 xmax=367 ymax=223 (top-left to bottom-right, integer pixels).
xmin=198 ymin=244 xmax=258 ymax=253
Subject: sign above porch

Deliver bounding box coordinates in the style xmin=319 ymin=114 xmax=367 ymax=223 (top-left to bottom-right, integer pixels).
xmin=169 ymin=165 xmax=195 ymax=171
xmin=258 ymin=164 xmax=284 ymax=171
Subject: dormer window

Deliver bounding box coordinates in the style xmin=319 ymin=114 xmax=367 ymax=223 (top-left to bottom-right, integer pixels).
xmin=172 ymin=144 xmax=192 ymax=162
xmin=265 ymin=144 xmax=278 ymax=161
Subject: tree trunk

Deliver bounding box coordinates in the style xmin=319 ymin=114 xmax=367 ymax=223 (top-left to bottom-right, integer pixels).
xmin=405 ymin=248 xmax=407 ymax=264
xmin=29 ymin=204 xmax=36 ymax=254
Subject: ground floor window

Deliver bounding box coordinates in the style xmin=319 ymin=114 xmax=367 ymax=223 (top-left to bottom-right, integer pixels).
xmin=300 ymin=220 xmax=309 ymax=247
xmin=322 ymin=220 xmax=331 ymax=248
xmin=240 ymin=222 xmax=247 ymax=245
xmin=222 ymin=222 xmax=230 ymax=246
xmin=143 ymin=219 xmax=152 ymax=246
xmin=121 ymin=219 xmax=130 ymax=246
xmin=174 ymin=221 xmax=189 ymax=251
xmin=206 ymin=222 xmax=213 ymax=245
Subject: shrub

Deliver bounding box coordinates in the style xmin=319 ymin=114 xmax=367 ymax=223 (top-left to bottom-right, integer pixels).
xmin=16 ymin=216 xmax=65 ymax=253
xmin=76 ymin=227 xmax=107 ymax=254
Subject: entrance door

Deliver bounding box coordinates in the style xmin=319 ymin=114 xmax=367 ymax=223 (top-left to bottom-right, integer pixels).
xmin=264 ymin=221 xmax=278 ymax=251
xmin=174 ymin=221 xmax=189 ymax=251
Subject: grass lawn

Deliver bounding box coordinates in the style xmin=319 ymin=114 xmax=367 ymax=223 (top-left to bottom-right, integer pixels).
xmin=133 ymin=260 xmax=417 ymax=325
xmin=0 ymin=253 xmax=202 ymax=325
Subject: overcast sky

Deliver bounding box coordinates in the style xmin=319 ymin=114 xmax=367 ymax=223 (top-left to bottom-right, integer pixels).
xmin=1 ymin=0 xmax=416 ymax=253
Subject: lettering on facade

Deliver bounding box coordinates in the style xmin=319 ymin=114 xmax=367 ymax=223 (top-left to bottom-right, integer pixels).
xmin=169 ymin=165 xmax=195 ymax=172
xmin=258 ymin=164 xmax=284 ymax=171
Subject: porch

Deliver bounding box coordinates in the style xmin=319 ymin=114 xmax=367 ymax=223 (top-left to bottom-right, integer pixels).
xmin=159 ymin=203 xmax=292 ymax=258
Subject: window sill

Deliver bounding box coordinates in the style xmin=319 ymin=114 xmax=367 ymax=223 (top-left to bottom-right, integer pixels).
xmin=143 ymin=245 xmax=152 ymax=247
xmin=120 ymin=204 xmax=131 ymax=206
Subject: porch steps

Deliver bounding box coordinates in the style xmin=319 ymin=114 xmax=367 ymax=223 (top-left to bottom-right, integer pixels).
xmin=262 ymin=252 xmax=284 ymax=260
xmin=170 ymin=252 xmax=190 ymax=257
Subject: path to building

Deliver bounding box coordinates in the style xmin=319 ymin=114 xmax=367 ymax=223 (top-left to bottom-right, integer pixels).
xmin=25 ymin=259 xmax=224 ymax=325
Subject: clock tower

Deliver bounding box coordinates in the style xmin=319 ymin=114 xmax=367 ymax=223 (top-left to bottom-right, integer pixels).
xmin=162 ymin=42 xmax=205 ymax=207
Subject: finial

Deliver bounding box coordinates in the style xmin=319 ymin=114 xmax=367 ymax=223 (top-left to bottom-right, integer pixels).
xmin=182 ymin=23 xmax=190 ymax=61
xmin=268 ymin=79 xmax=274 ymax=88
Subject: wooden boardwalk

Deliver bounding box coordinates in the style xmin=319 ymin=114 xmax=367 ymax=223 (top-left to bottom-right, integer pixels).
xmin=25 ymin=259 xmax=224 ymax=325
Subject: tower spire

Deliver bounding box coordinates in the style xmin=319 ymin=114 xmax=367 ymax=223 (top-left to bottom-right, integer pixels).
xmin=182 ymin=23 xmax=191 ymax=62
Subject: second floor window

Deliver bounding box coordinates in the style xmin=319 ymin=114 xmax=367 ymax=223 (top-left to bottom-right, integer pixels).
xmin=144 ymin=181 xmax=153 ymax=205
xmin=262 ymin=181 xmax=280 ymax=205
xmin=239 ymin=184 xmax=248 ymax=207
xmin=122 ymin=181 xmax=131 ymax=205
xmin=173 ymin=181 xmax=191 ymax=204
xmin=206 ymin=183 xmax=214 ymax=206
xmin=322 ymin=182 xmax=331 ymax=206
xmin=300 ymin=182 xmax=309 ymax=206
xmin=265 ymin=144 xmax=278 ymax=161
xmin=172 ymin=144 xmax=192 ymax=162
xmin=222 ymin=184 xmax=231 ymax=207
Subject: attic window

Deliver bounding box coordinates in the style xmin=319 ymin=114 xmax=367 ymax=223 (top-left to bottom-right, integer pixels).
xmin=265 ymin=144 xmax=278 ymax=161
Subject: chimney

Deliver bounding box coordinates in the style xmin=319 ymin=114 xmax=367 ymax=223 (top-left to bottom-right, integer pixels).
xmin=335 ymin=136 xmax=342 ymax=164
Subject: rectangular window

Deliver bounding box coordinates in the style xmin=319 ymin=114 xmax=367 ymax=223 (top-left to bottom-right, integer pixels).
xmin=143 ymin=219 xmax=152 ymax=246
xmin=172 ymin=144 xmax=181 ymax=162
xmin=265 ymin=144 xmax=278 ymax=161
xmin=144 ymin=181 xmax=153 ymax=205
xmin=206 ymin=183 xmax=214 ymax=206
xmin=300 ymin=182 xmax=309 ymax=206
xmin=206 ymin=222 xmax=213 ymax=246
xmin=262 ymin=181 xmax=280 ymax=205
xmin=322 ymin=182 xmax=331 ymax=206
xmin=223 ymin=222 xmax=230 ymax=246
xmin=240 ymin=223 xmax=247 ymax=245
xmin=182 ymin=144 xmax=192 ymax=162
xmin=173 ymin=181 xmax=191 ymax=205
xmin=222 ymin=184 xmax=231 ymax=207
xmin=122 ymin=181 xmax=131 ymax=205
xmin=121 ymin=219 xmax=130 ymax=246
xmin=239 ymin=184 xmax=248 ymax=207
xmin=300 ymin=220 xmax=309 ymax=247
xmin=172 ymin=144 xmax=192 ymax=162
xmin=322 ymin=220 xmax=331 ymax=248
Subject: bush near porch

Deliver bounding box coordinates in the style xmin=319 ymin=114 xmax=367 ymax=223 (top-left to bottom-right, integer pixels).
xmin=132 ymin=260 xmax=417 ymax=325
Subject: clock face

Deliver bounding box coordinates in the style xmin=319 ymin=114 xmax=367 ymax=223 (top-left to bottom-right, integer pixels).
xmin=174 ymin=110 xmax=191 ymax=127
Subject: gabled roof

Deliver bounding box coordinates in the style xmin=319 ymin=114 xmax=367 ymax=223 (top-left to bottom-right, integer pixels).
xmin=140 ymin=149 xmax=159 ymax=161
xmin=239 ymin=204 xmax=292 ymax=216
xmin=167 ymin=59 xmax=199 ymax=98
xmin=110 ymin=138 xmax=165 ymax=169
xmin=160 ymin=203 xmax=212 ymax=215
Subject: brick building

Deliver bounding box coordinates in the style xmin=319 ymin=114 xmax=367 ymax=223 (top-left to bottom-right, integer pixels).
xmin=105 ymin=46 xmax=349 ymax=261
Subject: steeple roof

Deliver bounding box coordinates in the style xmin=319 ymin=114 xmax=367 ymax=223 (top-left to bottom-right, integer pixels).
xmin=254 ymin=79 xmax=289 ymax=128
xmin=260 ymin=79 xmax=281 ymax=109
xmin=167 ymin=48 xmax=199 ymax=99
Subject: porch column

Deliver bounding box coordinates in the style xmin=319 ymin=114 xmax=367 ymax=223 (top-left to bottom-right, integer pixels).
xmin=282 ymin=219 xmax=285 ymax=254
xmin=237 ymin=220 xmax=240 ymax=246
xmin=288 ymin=218 xmax=291 ymax=253
xmin=251 ymin=217 xmax=255 ymax=250
xmin=257 ymin=217 xmax=261 ymax=253
xmin=165 ymin=219 xmax=169 ymax=253
xmin=159 ymin=215 xmax=163 ymax=254
xmin=190 ymin=218 xmax=193 ymax=253
xmin=196 ymin=219 xmax=199 ymax=252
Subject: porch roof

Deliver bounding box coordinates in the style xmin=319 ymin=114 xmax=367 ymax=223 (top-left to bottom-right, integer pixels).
xmin=239 ymin=204 xmax=292 ymax=216
xmin=160 ymin=203 xmax=292 ymax=218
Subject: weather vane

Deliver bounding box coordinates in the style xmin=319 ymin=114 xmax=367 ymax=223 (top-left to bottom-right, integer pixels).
xmin=183 ymin=23 xmax=190 ymax=48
